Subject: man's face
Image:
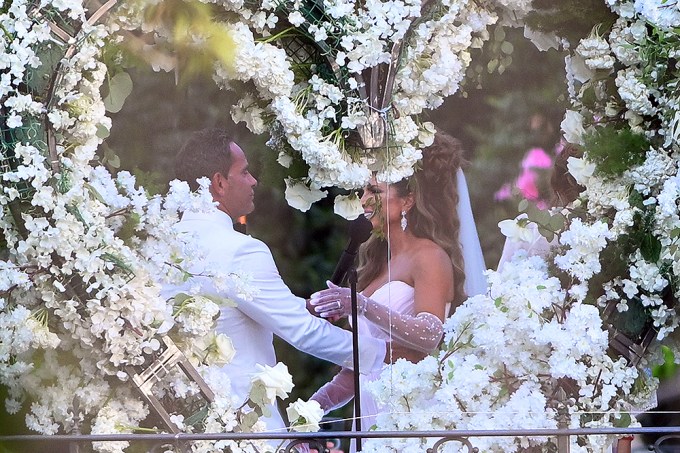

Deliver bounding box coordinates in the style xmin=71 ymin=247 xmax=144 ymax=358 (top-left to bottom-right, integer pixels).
xmin=217 ymin=142 xmax=258 ymax=219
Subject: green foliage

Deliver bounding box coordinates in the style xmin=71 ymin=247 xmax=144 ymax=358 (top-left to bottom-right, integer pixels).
xmin=518 ymin=199 xmax=567 ymax=243
xmin=103 ymin=71 xmax=134 ymax=113
xmin=608 ymin=296 xmax=651 ymax=340
xmin=525 ymin=0 xmax=618 ymax=45
xmin=584 ymin=125 xmax=649 ymax=176
xmin=117 ymin=211 xmax=141 ymax=244
xmin=653 ymin=345 xmax=679 ymax=380
xmin=465 ymin=25 xmax=516 ymax=90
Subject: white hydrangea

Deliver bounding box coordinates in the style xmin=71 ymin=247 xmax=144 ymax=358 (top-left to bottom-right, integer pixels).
xmin=615 ymin=68 xmax=656 ymax=116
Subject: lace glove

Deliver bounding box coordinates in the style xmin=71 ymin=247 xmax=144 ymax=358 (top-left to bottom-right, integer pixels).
xmin=310 ymin=282 xmax=444 ymax=353
xmin=310 ymin=367 xmax=355 ymax=414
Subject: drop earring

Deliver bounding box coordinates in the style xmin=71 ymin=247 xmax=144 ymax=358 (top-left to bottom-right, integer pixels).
xmin=401 ymin=210 xmax=408 ymax=231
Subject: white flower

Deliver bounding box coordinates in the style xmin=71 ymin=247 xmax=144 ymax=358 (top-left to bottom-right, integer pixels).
xmin=567 ymin=156 xmax=596 ymax=186
xmin=286 ymin=399 xmax=324 ymax=432
xmin=284 ymin=178 xmax=327 ymax=212
xmin=277 ymin=151 xmax=293 ymax=168
xmin=251 ymin=363 xmax=294 ymax=404
xmin=498 ymin=218 xmax=535 ymax=243
xmin=635 ymin=0 xmax=680 ymax=29
xmin=576 ymin=28 xmax=615 ymax=70
xmin=192 ymin=332 xmax=236 ymax=366
xmin=561 ymin=110 xmax=586 ymax=145
xmin=288 ymin=11 xmax=305 ymax=26
xmin=615 ymin=68 xmax=656 ymax=116
xmin=523 ymin=26 xmax=559 ymax=51
xmin=333 ymin=193 xmax=364 ymax=220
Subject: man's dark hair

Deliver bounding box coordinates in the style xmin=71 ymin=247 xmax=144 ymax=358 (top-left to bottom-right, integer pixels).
xmin=175 ymin=128 xmax=236 ymax=191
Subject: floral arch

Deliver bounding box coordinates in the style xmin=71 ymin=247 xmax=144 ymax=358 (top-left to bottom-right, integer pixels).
xmin=1 ymin=0 xmax=679 ymax=452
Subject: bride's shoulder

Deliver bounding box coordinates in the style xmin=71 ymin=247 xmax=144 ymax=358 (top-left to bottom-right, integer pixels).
xmin=410 ymin=238 xmax=450 ymax=264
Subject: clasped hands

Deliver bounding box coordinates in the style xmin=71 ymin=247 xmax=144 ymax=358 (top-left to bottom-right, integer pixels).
xmin=309 ymin=281 xmax=367 ymax=319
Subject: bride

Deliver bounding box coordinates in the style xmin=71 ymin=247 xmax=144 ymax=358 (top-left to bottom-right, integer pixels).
xmin=309 ymin=130 xmax=487 ymax=435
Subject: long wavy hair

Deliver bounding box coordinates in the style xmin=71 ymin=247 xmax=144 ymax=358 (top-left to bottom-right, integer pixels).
xmin=356 ymin=131 xmax=468 ymax=314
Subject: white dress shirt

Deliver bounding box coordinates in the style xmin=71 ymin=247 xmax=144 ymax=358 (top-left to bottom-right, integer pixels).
xmin=161 ymin=207 xmax=386 ymax=430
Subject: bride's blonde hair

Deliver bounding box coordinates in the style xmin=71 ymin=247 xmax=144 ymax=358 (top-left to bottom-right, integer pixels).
xmin=357 ymin=131 xmax=468 ymax=314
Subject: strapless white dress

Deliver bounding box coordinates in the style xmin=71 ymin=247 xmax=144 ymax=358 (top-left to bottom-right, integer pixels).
xmin=356 ymin=281 xmax=415 ymax=432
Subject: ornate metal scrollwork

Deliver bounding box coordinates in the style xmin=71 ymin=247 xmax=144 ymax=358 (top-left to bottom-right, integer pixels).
xmin=653 ymin=434 xmax=680 ymax=452
xmin=282 ymin=438 xmax=331 ymax=453
xmin=427 ymin=436 xmax=479 ymax=453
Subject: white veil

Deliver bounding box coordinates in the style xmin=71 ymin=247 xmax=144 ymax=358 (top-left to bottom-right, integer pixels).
xmin=456 ymin=168 xmax=487 ymax=297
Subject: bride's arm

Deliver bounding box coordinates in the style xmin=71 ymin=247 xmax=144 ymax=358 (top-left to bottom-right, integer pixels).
xmin=311 ymin=248 xmax=453 ymax=354
xmin=310 ymin=367 xmax=355 ymax=414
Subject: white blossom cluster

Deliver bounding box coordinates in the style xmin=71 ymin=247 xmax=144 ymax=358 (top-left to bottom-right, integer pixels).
xmin=370 ymin=0 xmax=680 ymax=449
xmin=205 ymin=0 xmax=532 ymax=214
xmin=366 ymin=257 xmax=640 ymax=452
xmin=557 ymin=0 xmax=680 ymax=341
xmin=0 ymin=1 xmax=278 ymax=446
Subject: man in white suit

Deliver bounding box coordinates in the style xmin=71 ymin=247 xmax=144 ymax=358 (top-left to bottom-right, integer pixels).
xmin=165 ymin=128 xmax=386 ymax=431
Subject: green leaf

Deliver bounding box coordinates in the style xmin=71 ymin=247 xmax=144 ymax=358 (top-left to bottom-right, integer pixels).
xmin=532 ymin=208 xmax=551 ymax=226
xmin=84 ymin=183 xmax=106 ymax=204
xmin=240 ymin=411 xmax=259 ymax=431
xmin=96 ymin=123 xmax=110 ymax=139
xmin=103 ymin=72 xmax=133 ymax=113
xmin=184 ymin=405 xmax=209 ymax=428
xmin=248 ymin=384 xmax=268 ymax=410
xmin=549 ymin=213 xmax=566 ymax=231
xmin=173 ymin=293 xmax=192 ymax=305
xmin=497 ymin=386 xmax=509 ymax=399
xmin=537 ymin=226 xmax=555 ymax=242
xmin=613 ymin=412 xmax=631 ymax=428
xmin=487 ymin=59 xmax=499 ymax=73
xmin=640 ymin=234 xmax=661 ymax=262
xmin=518 ymin=199 xmax=529 ymax=212
xmin=103 ymin=147 xmax=121 ymax=169
xmin=500 ymin=41 xmax=514 ymax=54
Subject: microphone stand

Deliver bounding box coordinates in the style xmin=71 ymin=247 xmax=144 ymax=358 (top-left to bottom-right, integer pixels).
xmin=348 ymin=267 xmax=362 ymax=452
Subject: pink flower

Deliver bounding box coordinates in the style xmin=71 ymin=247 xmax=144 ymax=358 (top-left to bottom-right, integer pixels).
xmin=521 ymin=148 xmax=553 ymax=169
xmin=516 ymin=169 xmax=539 ymax=200
xmin=494 ymin=183 xmax=513 ymax=201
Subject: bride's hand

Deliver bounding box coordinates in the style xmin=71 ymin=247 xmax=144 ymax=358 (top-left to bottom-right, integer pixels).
xmin=309 ymin=282 xmax=366 ymax=319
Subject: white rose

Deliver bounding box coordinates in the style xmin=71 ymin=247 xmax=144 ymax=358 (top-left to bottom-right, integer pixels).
xmin=417 ymin=121 xmax=436 ymax=147
xmin=284 ymin=178 xmax=327 ymax=212
xmin=206 ymin=333 xmax=236 ymax=366
xmin=333 ymin=193 xmax=364 ymax=220
xmin=251 ymin=363 xmax=294 ymax=404
xmin=561 ymin=110 xmax=586 ymax=145
xmin=565 ymin=54 xmax=594 ymax=84
xmin=286 ymin=399 xmax=324 ymax=432
xmin=566 ymin=157 xmax=596 ymax=185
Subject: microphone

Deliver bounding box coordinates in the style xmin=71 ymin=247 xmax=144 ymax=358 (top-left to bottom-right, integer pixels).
xmin=330 ymin=214 xmax=373 ymax=285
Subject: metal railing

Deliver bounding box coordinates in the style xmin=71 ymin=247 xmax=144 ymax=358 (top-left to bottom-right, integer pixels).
xmin=2 ymin=426 xmax=680 ymax=452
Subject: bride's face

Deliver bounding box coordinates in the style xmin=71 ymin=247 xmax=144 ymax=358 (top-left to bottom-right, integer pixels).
xmin=360 ymin=175 xmax=406 ymax=232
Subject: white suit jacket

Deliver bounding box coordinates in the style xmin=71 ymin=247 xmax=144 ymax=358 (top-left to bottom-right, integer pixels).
xmin=161 ymin=208 xmax=386 ymax=430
